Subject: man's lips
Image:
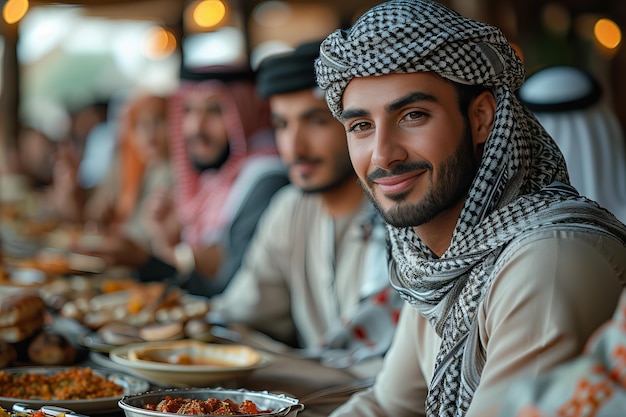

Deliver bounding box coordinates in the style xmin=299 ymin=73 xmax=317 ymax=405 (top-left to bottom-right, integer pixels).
xmin=190 ymin=138 xmax=217 ymax=151
xmin=373 ymin=171 xmax=424 ymax=195
xmin=291 ymin=161 xmax=319 ymax=176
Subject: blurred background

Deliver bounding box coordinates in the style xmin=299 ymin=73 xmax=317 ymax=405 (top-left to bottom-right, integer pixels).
xmin=0 ymin=0 xmax=624 ymax=166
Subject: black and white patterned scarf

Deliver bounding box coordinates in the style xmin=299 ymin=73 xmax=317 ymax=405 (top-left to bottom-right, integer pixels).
xmin=315 ymin=1 xmax=626 ymax=416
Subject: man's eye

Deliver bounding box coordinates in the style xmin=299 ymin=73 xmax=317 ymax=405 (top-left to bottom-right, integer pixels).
xmin=347 ymin=121 xmax=372 ymax=133
xmin=404 ymin=111 xmax=426 ymax=121
xmin=204 ymin=103 xmax=221 ymax=114
xmin=271 ymin=119 xmax=286 ymax=130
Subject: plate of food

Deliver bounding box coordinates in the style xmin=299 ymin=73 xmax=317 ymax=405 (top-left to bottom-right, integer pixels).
xmin=109 ymin=340 xmax=272 ymax=387
xmin=0 ymin=367 xmax=150 ymax=415
xmin=119 ymin=387 xmax=303 ymax=417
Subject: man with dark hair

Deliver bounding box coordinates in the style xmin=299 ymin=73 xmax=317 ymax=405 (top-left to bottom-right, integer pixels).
xmin=209 ymin=40 xmax=402 ymax=376
xmin=314 ymin=1 xmax=626 ymax=416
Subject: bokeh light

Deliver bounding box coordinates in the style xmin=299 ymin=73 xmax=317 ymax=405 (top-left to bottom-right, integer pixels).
xmin=3 ymin=0 xmax=29 ymax=25
xmin=193 ymin=0 xmax=227 ymax=29
xmin=143 ymin=26 xmax=177 ymax=60
xmin=594 ymin=18 xmax=622 ymax=50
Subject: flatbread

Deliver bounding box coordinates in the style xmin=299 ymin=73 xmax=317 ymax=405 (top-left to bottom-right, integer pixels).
xmin=0 ymin=292 xmax=46 ymax=327
xmin=0 ymin=313 xmax=44 ymax=343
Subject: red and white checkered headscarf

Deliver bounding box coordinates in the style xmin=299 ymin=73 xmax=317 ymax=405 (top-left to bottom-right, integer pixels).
xmin=169 ymin=77 xmax=278 ymax=245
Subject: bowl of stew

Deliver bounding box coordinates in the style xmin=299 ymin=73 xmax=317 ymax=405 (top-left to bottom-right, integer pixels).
xmin=118 ymin=387 xmax=304 ymax=417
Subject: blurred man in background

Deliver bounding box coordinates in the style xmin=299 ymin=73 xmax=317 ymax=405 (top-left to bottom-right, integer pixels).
xmin=209 ymin=40 xmax=402 ymax=378
xmin=74 ymin=64 xmax=289 ymax=298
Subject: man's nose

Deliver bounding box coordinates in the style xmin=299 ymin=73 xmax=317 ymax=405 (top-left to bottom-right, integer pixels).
xmin=371 ymin=124 xmax=408 ymax=169
xmin=282 ymin=123 xmax=309 ymax=158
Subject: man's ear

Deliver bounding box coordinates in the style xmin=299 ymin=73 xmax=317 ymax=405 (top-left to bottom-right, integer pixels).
xmin=469 ymin=90 xmax=496 ymax=148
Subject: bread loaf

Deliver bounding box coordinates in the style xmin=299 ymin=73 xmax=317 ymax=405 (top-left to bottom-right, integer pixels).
xmin=0 ymin=292 xmax=46 ymax=342
xmin=28 ymin=332 xmax=77 ymax=365
xmin=0 ymin=313 xmax=44 ymax=343
xmin=0 ymin=292 xmax=46 ymax=327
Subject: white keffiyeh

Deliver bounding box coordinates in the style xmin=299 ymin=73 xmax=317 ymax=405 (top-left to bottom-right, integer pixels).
xmin=315 ymin=1 xmax=626 ymax=416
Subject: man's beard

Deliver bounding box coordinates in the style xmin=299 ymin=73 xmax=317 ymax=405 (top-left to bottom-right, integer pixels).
xmin=296 ymin=158 xmax=357 ymax=195
xmin=190 ymin=142 xmax=231 ymax=172
xmin=361 ymin=124 xmax=478 ymax=228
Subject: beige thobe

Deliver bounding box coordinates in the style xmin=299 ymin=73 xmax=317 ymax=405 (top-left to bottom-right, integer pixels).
xmin=329 ymin=228 xmax=626 ymax=416
xmin=210 ymin=185 xmax=394 ymax=370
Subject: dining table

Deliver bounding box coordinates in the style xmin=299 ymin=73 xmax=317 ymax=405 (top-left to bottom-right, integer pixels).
xmin=0 ymin=210 xmax=378 ymax=417
xmin=78 ymin=323 xmax=376 ymax=417
xmin=0 ymin=276 xmax=377 ymax=417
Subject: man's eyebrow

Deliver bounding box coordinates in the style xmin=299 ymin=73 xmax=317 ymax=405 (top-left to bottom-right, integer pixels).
xmin=339 ymin=108 xmax=370 ymax=122
xmin=387 ymin=91 xmax=438 ymax=112
xmin=340 ymin=91 xmax=439 ymax=122
xmin=272 ymin=107 xmax=331 ymax=121
xmin=301 ymin=107 xmax=332 ymax=118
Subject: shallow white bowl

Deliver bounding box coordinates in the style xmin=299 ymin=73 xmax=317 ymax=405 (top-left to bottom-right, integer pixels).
xmin=109 ymin=340 xmax=271 ymax=387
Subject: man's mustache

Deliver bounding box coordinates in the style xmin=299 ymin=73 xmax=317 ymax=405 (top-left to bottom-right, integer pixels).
xmin=366 ymin=161 xmax=432 ymax=183
xmin=287 ymin=157 xmax=322 ymax=169
xmin=187 ymin=134 xmax=214 ymax=144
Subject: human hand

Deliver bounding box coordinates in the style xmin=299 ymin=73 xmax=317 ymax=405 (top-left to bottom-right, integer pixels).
xmin=51 ymin=143 xmax=80 ymax=192
xmin=83 ymin=192 xmax=115 ymax=226
xmin=143 ymin=187 xmax=181 ymax=251
xmin=144 ymin=187 xmax=173 ymax=222
xmin=47 ymin=143 xmax=84 ymax=220
xmin=71 ymin=233 xmax=149 ymax=269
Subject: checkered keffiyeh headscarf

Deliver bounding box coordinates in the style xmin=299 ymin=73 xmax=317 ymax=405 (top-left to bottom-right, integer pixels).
xmin=315 ymin=1 xmax=626 ymax=416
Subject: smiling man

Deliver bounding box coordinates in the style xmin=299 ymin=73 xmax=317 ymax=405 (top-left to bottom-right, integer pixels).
xmin=315 ymin=1 xmax=626 ymax=416
xmin=341 ymin=73 xmax=486 ymax=255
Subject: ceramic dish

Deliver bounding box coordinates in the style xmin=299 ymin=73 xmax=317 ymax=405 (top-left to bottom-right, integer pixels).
xmin=109 ymin=340 xmax=272 ymax=387
xmin=126 ymin=339 xmax=260 ymax=366
xmin=0 ymin=367 xmax=150 ymax=415
xmin=119 ymin=387 xmax=303 ymax=417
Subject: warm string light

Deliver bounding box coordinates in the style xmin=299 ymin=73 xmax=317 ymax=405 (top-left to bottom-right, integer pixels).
xmin=3 ymin=0 xmax=29 ymax=25
xmin=594 ymin=18 xmax=622 ymax=50
xmin=193 ymin=0 xmax=227 ymax=29
xmin=143 ymin=26 xmax=177 ymax=60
